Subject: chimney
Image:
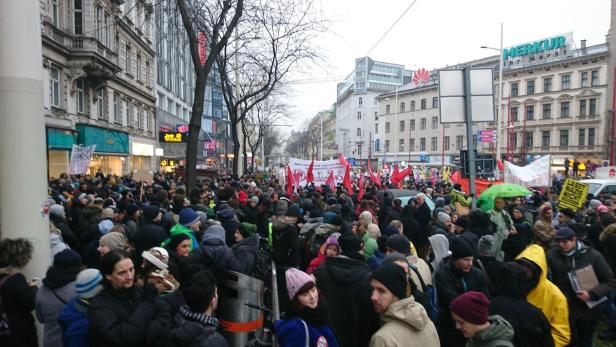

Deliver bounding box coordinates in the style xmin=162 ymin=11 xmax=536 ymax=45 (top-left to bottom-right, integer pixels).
xmin=581 ymin=39 xmax=587 ymax=52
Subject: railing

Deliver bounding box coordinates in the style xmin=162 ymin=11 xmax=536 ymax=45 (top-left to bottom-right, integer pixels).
xmin=42 ymin=22 xmax=118 ymax=66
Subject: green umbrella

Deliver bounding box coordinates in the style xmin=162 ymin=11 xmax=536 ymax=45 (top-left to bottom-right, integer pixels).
xmin=480 ymin=183 xmax=532 ymax=199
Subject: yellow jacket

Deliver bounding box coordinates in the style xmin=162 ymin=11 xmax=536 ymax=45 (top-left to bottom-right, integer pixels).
xmin=516 ymin=245 xmax=571 ymax=347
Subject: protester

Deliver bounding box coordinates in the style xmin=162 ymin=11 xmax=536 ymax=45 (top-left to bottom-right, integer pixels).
xmin=307 ymin=235 xmax=340 ymax=274
xmin=475 ymin=235 xmax=506 ymax=296
xmin=232 ymin=222 xmax=260 ymax=275
xmin=195 ymin=224 xmax=243 ymax=273
xmin=164 ymin=233 xmax=191 ymax=277
xmin=161 ymin=207 xmax=201 ymax=252
xmin=50 ymin=204 xmax=80 ymax=251
xmin=133 ymin=205 xmax=167 ymax=266
xmin=385 ymin=234 xmax=432 ymax=291
xmin=534 ymin=202 xmax=556 ymax=249
xmin=502 ymin=206 xmax=533 ymax=262
xmin=488 ymin=197 xmax=514 ymax=261
xmin=429 ymin=233 xmax=450 ymax=271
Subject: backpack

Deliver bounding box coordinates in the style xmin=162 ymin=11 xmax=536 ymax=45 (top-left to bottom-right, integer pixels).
xmin=409 ymin=265 xmax=439 ymax=323
xmin=252 ymin=238 xmax=272 ymax=281
xmin=0 ymin=274 xmax=14 ymax=337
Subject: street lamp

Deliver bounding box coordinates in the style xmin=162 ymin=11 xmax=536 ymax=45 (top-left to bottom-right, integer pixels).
xmin=385 ymin=86 xmax=400 ymax=164
xmin=481 ymin=22 xmax=504 ymax=164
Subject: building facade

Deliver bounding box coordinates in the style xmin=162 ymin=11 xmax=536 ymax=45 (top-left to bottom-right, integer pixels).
xmin=335 ymin=57 xmax=411 ymax=163
xmin=42 ymin=0 xmax=157 ymax=177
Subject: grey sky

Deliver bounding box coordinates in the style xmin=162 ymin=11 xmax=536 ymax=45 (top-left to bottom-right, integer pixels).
xmin=285 ymin=0 xmax=610 ymax=132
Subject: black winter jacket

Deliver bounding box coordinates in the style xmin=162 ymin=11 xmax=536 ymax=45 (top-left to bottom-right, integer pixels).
xmin=134 ymin=222 xmax=168 ymax=265
xmin=232 ymin=234 xmax=259 ymax=275
xmin=195 ymin=238 xmax=244 ymax=273
xmin=490 ymin=295 xmax=555 ymax=347
xmin=50 ymin=214 xmax=80 ymax=251
xmin=271 ymin=219 xmax=300 ymax=268
xmin=169 ymin=311 xmax=228 ymax=347
xmin=0 ymin=273 xmax=38 ymax=347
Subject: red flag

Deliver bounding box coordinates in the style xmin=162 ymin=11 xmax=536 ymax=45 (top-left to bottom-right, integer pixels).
xmin=450 ymin=170 xmax=460 ymax=184
xmin=391 ymin=164 xmax=400 ymax=183
xmin=368 ymin=164 xmax=382 ymax=187
xmin=306 ymin=159 xmax=314 ymax=183
xmin=339 ymin=154 xmax=349 ymax=166
xmin=286 ymin=165 xmax=294 ymax=196
xmin=326 ymin=170 xmax=336 ymax=191
xmin=343 ymin=164 xmax=353 ymax=195
xmin=358 ymin=170 xmax=365 ymax=201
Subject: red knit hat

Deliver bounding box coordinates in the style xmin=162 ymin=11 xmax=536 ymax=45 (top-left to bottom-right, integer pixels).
xmin=450 ymin=291 xmax=489 ymax=325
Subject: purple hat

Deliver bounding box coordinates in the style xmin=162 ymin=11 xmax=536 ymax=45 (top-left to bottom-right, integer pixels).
xmin=285 ymin=268 xmax=315 ymax=300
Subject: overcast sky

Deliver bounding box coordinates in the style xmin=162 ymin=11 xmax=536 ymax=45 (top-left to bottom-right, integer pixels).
xmin=282 ymin=0 xmax=611 ymax=134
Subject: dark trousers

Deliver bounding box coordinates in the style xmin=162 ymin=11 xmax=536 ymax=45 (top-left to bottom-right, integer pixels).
xmin=571 ymin=319 xmax=597 ymax=347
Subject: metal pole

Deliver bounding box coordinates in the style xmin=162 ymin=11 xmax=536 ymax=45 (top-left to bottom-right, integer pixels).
xmin=319 ymin=111 xmax=323 ymax=161
xmin=496 ymin=23 xmax=504 ymax=162
xmin=394 ymin=88 xmax=399 ymax=162
xmin=463 ymin=66 xmax=477 ymax=207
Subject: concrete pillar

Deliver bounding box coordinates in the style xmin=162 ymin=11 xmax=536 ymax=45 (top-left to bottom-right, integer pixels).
xmin=606 ymin=0 xmax=616 ymax=162
xmin=0 ymin=0 xmax=51 ymax=278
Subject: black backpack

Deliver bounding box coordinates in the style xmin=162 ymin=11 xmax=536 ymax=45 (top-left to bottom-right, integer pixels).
xmin=252 ymin=238 xmax=272 ymax=281
xmin=409 ymin=265 xmax=439 ymax=323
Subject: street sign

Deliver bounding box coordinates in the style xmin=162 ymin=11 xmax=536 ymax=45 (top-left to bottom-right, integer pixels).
xmin=438 ymin=68 xmax=495 ymax=124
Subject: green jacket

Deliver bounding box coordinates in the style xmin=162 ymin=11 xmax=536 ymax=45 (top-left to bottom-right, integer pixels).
xmin=363 ymin=232 xmax=378 ymax=260
xmin=466 ymin=315 xmax=514 ymax=347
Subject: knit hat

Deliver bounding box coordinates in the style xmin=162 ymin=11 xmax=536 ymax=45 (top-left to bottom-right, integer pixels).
xmin=477 ymin=235 xmax=496 ymax=257
xmin=324 ymin=235 xmax=340 ymax=254
xmin=217 ymin=208 xmax=236 ymax=221
xmin=98 ymin=219 xmax=114 ymax=234
xmin=250 ymin=196 xmax=259 ymax=205
xmin=559 ymin=208 xmax=575 ymax=219
xmin=386 ymin=234 xmax=411 ymax=256
xmin=437 ymin=212 xmax=451 ymax=224
xmin=143 ymin=205 xmax=161 ymax=221
xmin=179 ymin=208 xmax=200 ymax=227
xmin=323 ymin=212 xmax=342 ymax=226
xmin=285 ymin=268 xmax=315 ymax=300
xmin=367 ymin=223 xmax=381 ymax=238
xmin=383 ymin=224 xmax=400 ymax=237
xmin=453 ymin=216 xmax=470 ymax=229
xmin=590 ymin=199 xmax=602 ymax=209
xmin=275 ymin=200 xmax=288 ymax=216
xmin=53 ymin=249 xmax=82 ymax=268
xmin=242 ymin=223 xmax=257 ymax=235
xmin=142 ymin=247 xmax=169 ymax=270
xmin=49 ymin=204 xmax=66 ymax=218
xmin=286 ymin=204 xmax=301 ymax=218
xmin=450 ymin=291 xmax=490 ymax=325
xmin=359 ymin=211 xmax=373 ymax=225
xmin=101 ymin=207 xmax=115 ymax=220
xmin=75 ymin=269 xmax=103 ymax=299
xmin=338 ymin=232 xmax=364 ymax=256
xmin=450 ymin=237 xmax=475 ymax=260
xmin=382 ymin=253 xmax=409 ymax=266
xmin=371 ymin=263 xmax=408 ymax=299
xmin=202 ymin=224 xmax=226 ymax=243
xmin=99 ymin=232 xmax=126 ymax=251
xmin=598 ymin=205 xmax=609 ymax=214
xmin=511 ymin=206 xmax=525 ymax=215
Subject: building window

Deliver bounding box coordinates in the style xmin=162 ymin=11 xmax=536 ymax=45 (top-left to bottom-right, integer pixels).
xmin=511 ymin=107 xmax=518 ymax=121
xmin=138 ymin=106 xmax=144 ymax=129
xmin=542 ymin=104 xmax=551 ymax=119
xmin=385 ymin=122 xmax=390 ymax=133
xmin=432 ymin=97 xmax=438 ymax=108
xmin=591 ymin=70 xmax=599 ymax=86
xmin=410 ymin=138 xmax=415 ymax=151
xmin=76 ymin=79 xmax=84 ymax=113
xmin=527 ymin=80 xmax=535 ymax=95
xmin=50 ymin=66 xmax=60 ymax=107
xmin=579 ymin=99 xmax=587 ymax=116
xmin=589 ymin=128 xmax=595 ymax=146
xmin=432 ymin=116 xmax=438 ymax=129
xmin=374 ymin=112 xmax=378 ymax=120
xmin=542 ymin=131 xmax=550 ymax=148
xmin=560 ymin=129 xmax=569 ymax=146
xmin=421 ymin=98 xmax=426 ymax=109
xmin=385 ymin=104 xmax=390 ymax=114
xmin=420 ymin=118 xmax=426 ymax=130
xmin=74 ymin=0 xmax=82 ymax=34
xmin=375 ymin=123 xmax=378 ymax=134
xmin=589 ymin=98 xmax=597 ymax=116
xmin=525 ymin=131 xmax=533 ymax=147
xmin=410 ymin=119 xmax=415 ymax=131
xmin=356 ymin=128 xmax=361 ymax=136
xmin=581 ymin=71 xmax=589 ymax=87
xmin=96 ymin=88 xmax=104 ymax=118
xmin=127 ymin=100 xmax=133 ymax=126
xmin=420 ymin=138 xmax=426 ymax=151
xmin=126 ymin=45 xmax=132 ymax=75
xmin=357 ymin=112 xmax=362 ymax=120
xmin=561 ymin=74 xmax=571 ymax=90
xmin=145 ymin=61 xmax=150 ymax=86
xmin=399 ymin=139 xmax=404 ymax=152
xmin=358 ymin=97 xmax=363 ymax=106
xmin=400 ymin=102 xmax=405 ymax=112
xmin=384 ymin=140 xmax=390 ymax=152
xmin=511 ymin=82 xmax=518 ymax=97
xmin=399 ymin=120 xmax=405 ymax=132
xmin=512 ymin=133 xmax=518 ymax=148
xmin=411 ymin=100 xmax=415 ymax=111
xmin=543 ymin=77 xmax=552 ymax=92
xmin=431 ymin=137 xmax=437 ymax=151
xmin=113 ymin=93 xmax=119 ymax=122
xmin=579 ymin=128 xmax=585 ymax=146
xmin=104 ymin=12 xmax=110 ymax=46
xmin=560 ymin=101 xmax=570 ymax=118
xmin=52 ymin=0 xmax=59 ymax=26
xmin=456 ymin=135 xmax=463 ymax=150
xmin=136 ymin=55 xmax=142 ymax=80
xmin=526 ymin=105 xmax=534 ymax=121
xmin=95 ymin=5 xmax=102 ymax=40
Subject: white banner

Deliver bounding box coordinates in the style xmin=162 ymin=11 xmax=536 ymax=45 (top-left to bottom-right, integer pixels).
xmin=69 ymin=144 xmax=96 ymax=175
xmin=504 ymin=154 xmax=551 ymax=187
xmin=288 ymin=158 xmax=347 ymax=187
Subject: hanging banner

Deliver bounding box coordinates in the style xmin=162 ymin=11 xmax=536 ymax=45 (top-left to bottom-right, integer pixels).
xmin=559 ymin=178 xmax=589 ymax=210
xmin=504 ymin=155 xmax=551 ymax=187
xmin=288 ymin=158 xmax=347 ymax=187
xmin=69 ymin=144 xmax=96 ymax=175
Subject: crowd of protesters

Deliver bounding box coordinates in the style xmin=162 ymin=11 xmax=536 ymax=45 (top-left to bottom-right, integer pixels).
xmin=2 ymin=169 xmax=616 ymax=346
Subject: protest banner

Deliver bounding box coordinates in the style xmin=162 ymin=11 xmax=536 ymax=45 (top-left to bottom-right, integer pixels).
xmin=504 ymin=155 xmax=551 ymax=187
xmin=69 ymin=144 xmax=96 ymax=175
xmin=288 ymin=158 xmax=347 ymax=187
xmin=559 ymin=178 xmax=589 ymax=210
xmin=133 ymin=169 xmax=154 ymax=183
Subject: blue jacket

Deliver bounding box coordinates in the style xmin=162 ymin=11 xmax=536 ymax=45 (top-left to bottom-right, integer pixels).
xmin=367 ymin=250 xmax=386 ymax=270
xmin=58 ymin=298 xmax=89 ymax=347
xmin=275 ymin=318 xmax=339 ymax=347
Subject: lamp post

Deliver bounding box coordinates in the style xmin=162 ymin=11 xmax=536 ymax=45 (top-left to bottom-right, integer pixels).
xmin=394 ymin=87 xmax=399 ymax=163
xmin=481 ymin=22 xmax=504 ymax=162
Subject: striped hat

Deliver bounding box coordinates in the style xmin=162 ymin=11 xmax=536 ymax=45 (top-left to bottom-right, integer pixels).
xmin=75 ymin=269 xmax=103 ymax=299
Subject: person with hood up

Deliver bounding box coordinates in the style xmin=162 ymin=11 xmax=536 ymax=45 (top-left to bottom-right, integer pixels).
xmin=515 ymin=244 xmax=570 ymax=347
xmin=306 ymin=235 xmax=340 ymax=274
xmin=489 ymin=262 xmax=555 ymax=347
xmin=195 ymin=224 xmax=243 ymax=273
xmin=369 ymin=263 xmax=440 ymax=347
xmin=304 ymin=211 xmax=341 ymax=264
xmin=547 ymin=226 xmax=616 ymax=346
xmin=450 ymin=183 xmax=473 ymax=213
xmin=272 ymin=204 xmax=301 ymax=311
xmin=232 ymin=222 xmax=260 ymax=275
xmin=488 ymin=197 xmax=514 ymax=261
xmin=475 ymin=235 xmax=506 ymax=296
xmin=35 ymin=249 xmax=83 ymax=347
xmin=433 ymin=212 xmax=454 ymax=241
xmin=501 ymin=206 xmax=532 ymax=262
xmin=164 ymin=233 xmax=191 ymax=277
xmin=434 ymin=237 xmax=489 ymax=347
xmin=217 ymin=208 xmax=241 ymax=246
xmin=133 ymin=205 xmax=167 ymax=267
xmin=274 ymin=268 xmax=339 ymax=347
xmin=50 ymin=204 xmax=80 ymax=251
xmin=314 ymin=232 xmax=380 ymax=347
xmin=450 ymin=291 xmax=514 ymax=347
xmin=534 ymin=202 xmax=556 ymax=250
xmin=429 ymin=233 xmax=451 ymax=272
xmin=161 ymin=208 xmax=200 ymax=252
xmin=363 ymin=222 xmax=380 ymax=259
xmin=58 ymin=268 xmax=104 ymax=347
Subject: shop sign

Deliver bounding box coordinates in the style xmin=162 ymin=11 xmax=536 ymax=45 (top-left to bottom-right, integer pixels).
xmin=131 ymin=142 xmax=154 ymax=156
xmin=176 ymin=124 xmax=189 ymax=133
xmin=160 ymin=159 xmax=176 ymax=167
xmin=503 ymin=34 xmax=569 ymax=60
xmin=159 ymin=132 xmax=188 ymax=143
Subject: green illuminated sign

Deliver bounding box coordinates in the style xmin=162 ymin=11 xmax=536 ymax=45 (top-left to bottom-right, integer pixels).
xmin=503 ymin=36 xmax=567 ymax=60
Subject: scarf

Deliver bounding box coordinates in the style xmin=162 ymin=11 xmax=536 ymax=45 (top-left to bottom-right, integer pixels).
xmin=287 ymin=298 xmax=331 ymax=326
xmin=179 ymin=304 xmax=219 ymax=327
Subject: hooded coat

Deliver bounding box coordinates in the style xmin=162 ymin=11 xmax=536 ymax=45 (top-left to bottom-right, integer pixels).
xmin=516 ymin=245 xmax=570 ymax=347
xmin=600 ymin=223 xmax=616 ymax=273
xmin=314 ymin=256 xmax=380 ymax=347
xmin=369 ymin=296 xmax=440 ymax=347
xmin=232 ymin=233 xmax=259 ymax=275
xmin=465 ymin=315 xmax=515 ymax=347
xmin=134 ymin=220 xmax=168 ymax=266
xmin=169 ymin=310 xmax=228 ymax=347
xmin=533 ymin=205 xmax=555 ymax=250
xmin=271 ymin=218 xmax=300 ymax=268
xmin=489 ymin=296 xmax=554 ymax=347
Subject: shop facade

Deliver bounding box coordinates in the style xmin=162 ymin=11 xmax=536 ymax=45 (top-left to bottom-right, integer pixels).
xmin=129 ymin=135 xmax=157 ymax=173
xmin=46 ymin=127 xmax=77 ymax=178
xmin=76 ymin=124 xmax=129 ymax=176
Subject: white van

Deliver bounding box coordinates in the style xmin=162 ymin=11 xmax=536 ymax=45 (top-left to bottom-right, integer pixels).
xmin=578 ymin=179 xmax=616 ymax=197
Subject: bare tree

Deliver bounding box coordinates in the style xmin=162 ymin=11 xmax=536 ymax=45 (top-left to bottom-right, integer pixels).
xmin=173 ymin=0 xmax=243 ymax=191
xmin=217 ymin=0 xmax=324 ymax=174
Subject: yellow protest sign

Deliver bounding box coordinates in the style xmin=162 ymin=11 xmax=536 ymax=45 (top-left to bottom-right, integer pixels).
xmin=559 ymin=178 xmax=589 ymax=211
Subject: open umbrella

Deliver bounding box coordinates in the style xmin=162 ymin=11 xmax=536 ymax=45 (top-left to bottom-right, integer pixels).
xmin=480 ymin=183 xmax=531 ymax=199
